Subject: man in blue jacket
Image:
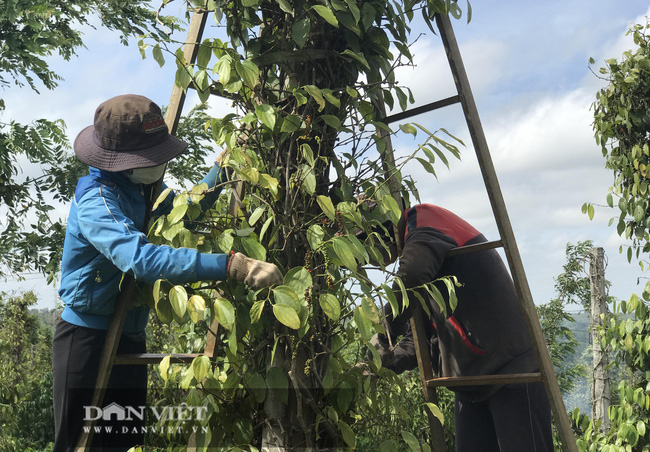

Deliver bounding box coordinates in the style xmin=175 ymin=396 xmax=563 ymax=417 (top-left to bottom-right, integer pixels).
xmin=52 ymin=94 xmax=282 ymax=451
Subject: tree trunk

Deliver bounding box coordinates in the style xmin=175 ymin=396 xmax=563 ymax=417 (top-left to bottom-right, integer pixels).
xmin=589 ymin=247 xmax=610 ymax=431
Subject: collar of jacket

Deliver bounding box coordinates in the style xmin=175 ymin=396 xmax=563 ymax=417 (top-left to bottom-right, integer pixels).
xmin=88 ymin=166 xmax=137 ymax=188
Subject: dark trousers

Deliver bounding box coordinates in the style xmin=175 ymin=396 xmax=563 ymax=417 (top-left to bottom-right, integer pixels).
xmin=52 ymin=320 xmax=147 ymax=452
xmin=454 ymin=381 xmax=553 ymax=452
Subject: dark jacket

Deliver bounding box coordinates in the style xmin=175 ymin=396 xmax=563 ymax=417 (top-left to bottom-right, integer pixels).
xmin=385 ymin=204 xmax=538 ymax=400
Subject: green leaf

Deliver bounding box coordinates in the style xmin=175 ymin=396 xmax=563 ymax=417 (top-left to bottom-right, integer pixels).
xmin=255 ymin=104 xmax=277 ymax=130
xmin=301 ymin=143 xmax=315 ymax=165
xmin=273 ymin=304 xmax=301 ymax=329
xmin=338 ymin=420 xmax=356 ymax=448
xmin=322 ymin=115 xmax=342 ymax=129
xmin=361 ymin=297 xmax=380 ymax=323
xmin=152 ymin=187 xmax=173 ymax=211
xmin=588 ymin=203 xmax=595 ymax=221
xmin=292 ymin=18 xmax=311 ymax=49
xmin=192 ymin=355 xmax=211 ymax=382
xmin=378 ymin=440 xmax=399 ymax=452
xmin=400 ymin=123 xmax=417 ymax=136
xmin=250 ymin=300 xmax=265 ymax=323
xmin=187 ymin=295 xmax=206 ymax=323
xmin=197 ymin=39 xmax=212 ymax=69
xmin=317 ymin=195 xmax=336 ymax=220
xmin=303 ymin=85 xmax=326 ymax=111
xmin=152 ymin=44 xmax=165 ymax=68
xmin=333 ymin=236 xmax=357 ymax=271
xmin=281 ymin=114 xmax=302 ymax=133
xmin=273 ymin=285 xmax=301 ymax=311
xmin=275 ymin=0 xmax=293 ymax=14
xmin=260 ymin=215 xmax=274 ymax=241
xmin=345 ymin=0 xmax=360 ymax=23
xmin=382 ymin=194 xmax=402 ymax=223
xmin=319 ymin=293 xmax=341 ymax=321
xmin=242 ymin=236 xmax=267 ymax=261
xmin=425 ymin=402 xmax=444 ymax=425
xmin=401 ymin=431 xmax=421 ymax=451
xmin=167 ymin=204 xmax=188 ymax=225
xmin=312 ymin=5 xmax=339 ymax=26
xmin=159 ymin=355 xmax=171 ymax=382
xmin=259 ymin=174 xmax=280 ymax=197
xmin=341 ymin=49 xmax=370 ymax=69
xmin=354 ymin=306 xmax=373 ymax=340
xmin=236 ymin=60 xmax=259 ymax=88
xmin=322 ymin=90 xmax=341 ymax=108
xmin=169 ymin=285 xmax=188 ymax=319
xmin=249 ymin=206 xmax=266 ymax=226
xmin=307 ymin=224 xmax=325 ymax=250
xmin=214 ymin=297 xmax=235 ymax=330
xmin=300 ymin=164 xmax=316 ymax=194
xmin=284 ymin=267 xmax=312 ymax=297
xmin=213 ymin=55 xmax=232 ymax=85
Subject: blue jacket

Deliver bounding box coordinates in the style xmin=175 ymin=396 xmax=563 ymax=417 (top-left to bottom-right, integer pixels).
xmin=58 ymin=165 xmax=229 ymax=333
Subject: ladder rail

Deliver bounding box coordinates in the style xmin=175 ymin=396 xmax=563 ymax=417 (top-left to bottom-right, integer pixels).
xmin=433 ymin=12 xmax=577 ymax=451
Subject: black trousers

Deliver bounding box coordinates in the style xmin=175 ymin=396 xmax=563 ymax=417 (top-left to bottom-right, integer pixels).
xmin=52 ymin=320 xmax=147 ymax=452
xmin=454 ymin=381 xmax=553 ymax=452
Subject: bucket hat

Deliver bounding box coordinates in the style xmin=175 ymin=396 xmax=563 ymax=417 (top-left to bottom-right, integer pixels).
xmin=73 ymin=94 xmax=188 ymax=172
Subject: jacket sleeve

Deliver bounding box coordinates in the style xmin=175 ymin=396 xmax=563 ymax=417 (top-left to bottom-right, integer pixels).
xmin=386 ymin=228 xmax=456 ymax=337
xmin=77 ymin=186 xmax=228 ymax=285
xmin=154 ymin=163 xmax=227 ymax=217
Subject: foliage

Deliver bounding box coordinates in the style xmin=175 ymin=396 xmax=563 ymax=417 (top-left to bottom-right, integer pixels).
xmin=353 ymin=370 xmax=456 ymax=451
xmin=587 ymin=20 xmax=650 ymax=269
xmin=0 ymin=291 xmax=54 ymax=452
xmin=0 ymin=0 xmax=176 ymax=281
xmin=136 ymin=0 xmax=470 ymax=449
xmin=574 ymin=19 xmax=650 ymax=451
xmin=538 ymin=297 xmax=585 ymax=396
xmin=573 ymin=295 xmax=650 ymax=451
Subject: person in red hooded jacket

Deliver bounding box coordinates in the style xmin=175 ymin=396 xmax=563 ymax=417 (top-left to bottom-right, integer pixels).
xmin=367 ymin=203 xmax=553 ymax=452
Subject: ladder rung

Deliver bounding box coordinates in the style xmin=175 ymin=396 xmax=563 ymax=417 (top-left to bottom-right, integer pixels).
xmin=447 ymin=239 xmax=503 ymax=256
xmin=427 ymin=372 xmax=542 ymax=388
xmin=114 ymin=353 xmax=202 ymax=365
xmin=384 ymin=95 xmax=461 ymax=124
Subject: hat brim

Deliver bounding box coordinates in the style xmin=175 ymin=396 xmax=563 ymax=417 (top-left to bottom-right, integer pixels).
xmin=73 ymin=125 xmax=188 ymax=172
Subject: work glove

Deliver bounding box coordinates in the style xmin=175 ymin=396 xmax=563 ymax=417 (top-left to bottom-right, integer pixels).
xmin=368 ymin=333 xmax=396 ymax=369
xmin=227 ymin=252 xmax=283 ymax=289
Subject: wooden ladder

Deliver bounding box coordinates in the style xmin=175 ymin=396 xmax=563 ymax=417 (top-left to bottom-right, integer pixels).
xmin=377 ymin=13 xmax=577 ymax=452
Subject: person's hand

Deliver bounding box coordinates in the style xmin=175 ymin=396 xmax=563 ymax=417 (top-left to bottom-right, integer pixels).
xmin=216 ymin=147 xmax=229 ymax=166
xmin=227 ymin=252 xmax=283 ymax=289
xmin=368 ymin=333 xmax=395 ymax=368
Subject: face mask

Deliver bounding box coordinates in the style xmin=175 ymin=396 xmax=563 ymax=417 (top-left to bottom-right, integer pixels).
xmin=124 ymin=163 xmax=166 ymax=185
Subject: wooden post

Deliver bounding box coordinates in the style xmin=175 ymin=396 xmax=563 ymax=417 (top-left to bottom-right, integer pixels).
xmin=589 ymin=247 xmax=610 ymax=431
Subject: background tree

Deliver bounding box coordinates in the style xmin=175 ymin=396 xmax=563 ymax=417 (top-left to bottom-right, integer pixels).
xmin=573 ymin=18 xmax=650 ymax=451
xmin=138 ymin=0 xmax=468 ymax=449
xmin=588 ymin=19 xmax=650 ymax=274
xmin=0 ymin=0 xmax=174 ymax=281
xmin=0 ymin=291 xmax=55 ymax=451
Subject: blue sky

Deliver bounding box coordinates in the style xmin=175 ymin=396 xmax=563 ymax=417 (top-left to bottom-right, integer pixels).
xmin=3 ymin=1 xmax=650 ymax=311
